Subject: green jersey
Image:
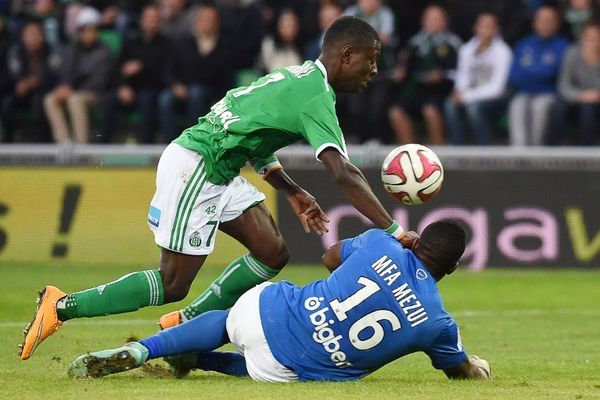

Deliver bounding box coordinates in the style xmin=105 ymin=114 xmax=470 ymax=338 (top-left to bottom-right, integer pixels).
xmin=174 ymin=60 xmax=348 ymax=185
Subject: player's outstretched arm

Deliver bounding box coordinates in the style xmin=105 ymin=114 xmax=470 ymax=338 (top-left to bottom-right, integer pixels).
xmin=320 ymin=148 xmax=397 ymax=232
xmin=443 ymin=355 xmax=492 ymax=380
xmin=263 ymin=167 xmax=329 ymax=236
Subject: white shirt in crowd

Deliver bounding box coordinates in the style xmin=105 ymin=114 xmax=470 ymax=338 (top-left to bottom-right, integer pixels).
xmin=259 ymin=36 xmax=302 ymax=73
xmin=454 ymin=36 xmax=512 ymax=103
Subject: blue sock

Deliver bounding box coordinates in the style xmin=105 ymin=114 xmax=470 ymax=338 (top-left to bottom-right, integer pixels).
xmin=140 ymin=310 xmax=229 ymax=359
xmin=196 ymin=351 xmax=248 ymax=377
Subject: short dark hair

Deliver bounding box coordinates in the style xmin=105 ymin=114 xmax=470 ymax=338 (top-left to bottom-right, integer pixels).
xmin=21 ymin=17 xmax=43 ymax=30
xmin=419 ymin=220 xmax=466 ymax=273
xmin=322 ymin=15 xmax=380 ymax=51
xmin=582 ymin=21 xmax=600 ymax=34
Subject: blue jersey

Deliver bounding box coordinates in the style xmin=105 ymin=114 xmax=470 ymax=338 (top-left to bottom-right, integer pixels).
xmin=259 ymin=229 xmax=467 ymax=381
xmin=509 ymin=34 xmax=570 ymax=94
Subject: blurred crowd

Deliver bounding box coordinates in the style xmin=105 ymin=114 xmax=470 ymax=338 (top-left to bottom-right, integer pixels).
xmin=1 ymin=0 xmax=600 ymax=146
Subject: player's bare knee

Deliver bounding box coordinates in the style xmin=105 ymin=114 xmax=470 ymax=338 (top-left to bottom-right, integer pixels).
xmin=273 ymin=244 xmax=290 ymax=269
xmin=159 ymin=273 xmax=191 ymax=303
xmin=162 ymin=282 xmax=190 ymax=303
xmin=254 ymin=241 xmax=289 ymax=270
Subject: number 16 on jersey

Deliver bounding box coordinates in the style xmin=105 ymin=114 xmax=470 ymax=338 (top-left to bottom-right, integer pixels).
xmin=329 ymin=277 xmax=401 ymax=351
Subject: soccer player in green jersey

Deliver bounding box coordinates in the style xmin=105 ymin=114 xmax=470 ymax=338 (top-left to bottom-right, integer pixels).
xmin=20 ymin=16 xmax=415 ymax=360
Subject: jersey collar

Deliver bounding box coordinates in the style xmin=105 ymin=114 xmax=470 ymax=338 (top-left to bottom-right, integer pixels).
xmin=314 ymin=59 xmax=331 ymax=92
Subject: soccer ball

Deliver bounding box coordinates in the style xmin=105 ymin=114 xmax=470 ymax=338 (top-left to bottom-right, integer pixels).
xmin=381 ymin=144 xmax=444 ymax=205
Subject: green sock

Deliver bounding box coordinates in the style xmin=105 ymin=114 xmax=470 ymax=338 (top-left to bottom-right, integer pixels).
xmin=56 ymin=270 xmax=164 ymax=321
xmin=181 ymin=254 xmax=279 ymax=320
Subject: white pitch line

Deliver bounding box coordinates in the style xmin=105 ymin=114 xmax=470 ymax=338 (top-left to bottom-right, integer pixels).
xmin=1 ymin=308 xmax=600 ymax=328
xmin=0 ymin=319 xmax=156 ymax=328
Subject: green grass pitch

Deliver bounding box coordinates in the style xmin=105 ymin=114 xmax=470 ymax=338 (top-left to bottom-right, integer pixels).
xmin=1 ymin=262 xmax=599 ymax=400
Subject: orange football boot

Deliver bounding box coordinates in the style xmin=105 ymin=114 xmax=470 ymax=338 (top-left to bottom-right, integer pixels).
xmin=19 ymin=286 xmax=66 ymax=360
xmin=159 ymin=310 xmax=182 ymax=330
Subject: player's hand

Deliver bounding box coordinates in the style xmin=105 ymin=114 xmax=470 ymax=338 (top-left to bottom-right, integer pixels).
xmin=468 ymin=355 xmax=492 ymax=379
xmin=287 ymin=189 xmax=329 ymax=236
xmin=399 ymin=230 xmax=419 ymax=249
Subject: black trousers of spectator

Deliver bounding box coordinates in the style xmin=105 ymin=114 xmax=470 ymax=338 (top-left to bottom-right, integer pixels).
xmin=158 ymin=85 xmax=214 ymax=142
xmin=99 ymin=89 xmax=159 ymax=144
xmin=1 ymin=92 xmax=50 ymax=143
xmin=547 ymin=98 xmax=600 ymax=146
xmin=338 ymin=78 xmax=394 ymax=143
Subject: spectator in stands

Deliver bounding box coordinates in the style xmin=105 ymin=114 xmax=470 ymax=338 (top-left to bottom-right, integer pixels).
xmin=336 ymin=0 xmax=397 ymax=143
xmin=159 ymin=4 xmax=231 ymax=141
xmin=444 ymin=13 xmax=512 ymax=145
xmin=343 ymin=0 xmax=395 ymax=47
xmin=258 ymin=8 xmax=302 ymax=73
xmin=388 ymin=5 xmax=461 ymax=145
xmin=98 ymin=4 xmax=168 ymax=144
xmin=507 ymin=6 xmax=569 ymax=146
xmin=217 ymin=0 xmax=265 ymax=72
xmin=62 ymin=3 xmax=84 ymax=40
xmin=304 ymin=2 xmax=342 ymax=61
xmin=0 ymin=16 xmax=13 ymax=141
xmin=1 ymin=19 xmax=54 ymax=143
xmin=445 ymin=0 xmax=530 ymax=45
xmin=160 ymin=0 xmax=194 ymax=39
xmin=385 ymin=0 xmax=427 ymax=48
xmin=98 ymin=4 xmax=121 ymax=31
xmin=80 ymin=1 xmax=144 ymax=37
xmin=547 ymin=23 xmax=600 ymax=145
xmin=267 ymin=0 xmax=321 ymax=51
xmin=43 ymin=7 xmax=113 ymax=144
xmin=562 ymin=0 xmax=597 ymax=40
xmin=110 ymin=1 xmax=147 ymax=37
xmin=31 ymin=0 xmax=61 ymax=47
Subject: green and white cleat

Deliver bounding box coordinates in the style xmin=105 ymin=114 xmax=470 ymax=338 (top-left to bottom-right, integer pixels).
xmin=68 ymin=342 xmax=149 ymax=378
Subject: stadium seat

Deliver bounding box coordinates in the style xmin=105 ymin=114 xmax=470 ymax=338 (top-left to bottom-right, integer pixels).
xmin=99 ymin=30 xmax=122 ymax=57
xmin=235 ymin=69 xmax=259 ymax=87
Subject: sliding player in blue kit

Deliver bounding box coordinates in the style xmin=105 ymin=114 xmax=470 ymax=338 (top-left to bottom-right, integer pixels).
xmin=68 ymin=220 xmax=491 ymax=382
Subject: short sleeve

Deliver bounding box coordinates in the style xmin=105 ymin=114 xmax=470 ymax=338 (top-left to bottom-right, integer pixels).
xmin=340 ymin=229 xmax=387 ymax=262
xmin=298 ymin=93 xmax=348 ymax=161
xmin=425 ymin=320 xmax=467 ymax=370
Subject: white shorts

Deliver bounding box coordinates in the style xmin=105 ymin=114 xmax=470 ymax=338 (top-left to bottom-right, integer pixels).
xmin=226 ymin=282 xmax=298 ymax=383
xmin=147 ymin=143 xmax=266 ymax=255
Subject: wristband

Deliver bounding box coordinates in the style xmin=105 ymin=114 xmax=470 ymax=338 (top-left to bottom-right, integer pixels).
xmin=384 ymin=220 xmax=405 ymax=238
xmin=256 ymin=161 xmax=283 ymax=179
xmin=261 ymin=165 xmax=283 ymax=179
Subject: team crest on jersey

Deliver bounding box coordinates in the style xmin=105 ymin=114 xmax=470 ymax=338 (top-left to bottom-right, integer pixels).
xmin=189 ymin=231 xmax=202 ymax=247
xmin=416 ymin=269 xmax=428 ymax=280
